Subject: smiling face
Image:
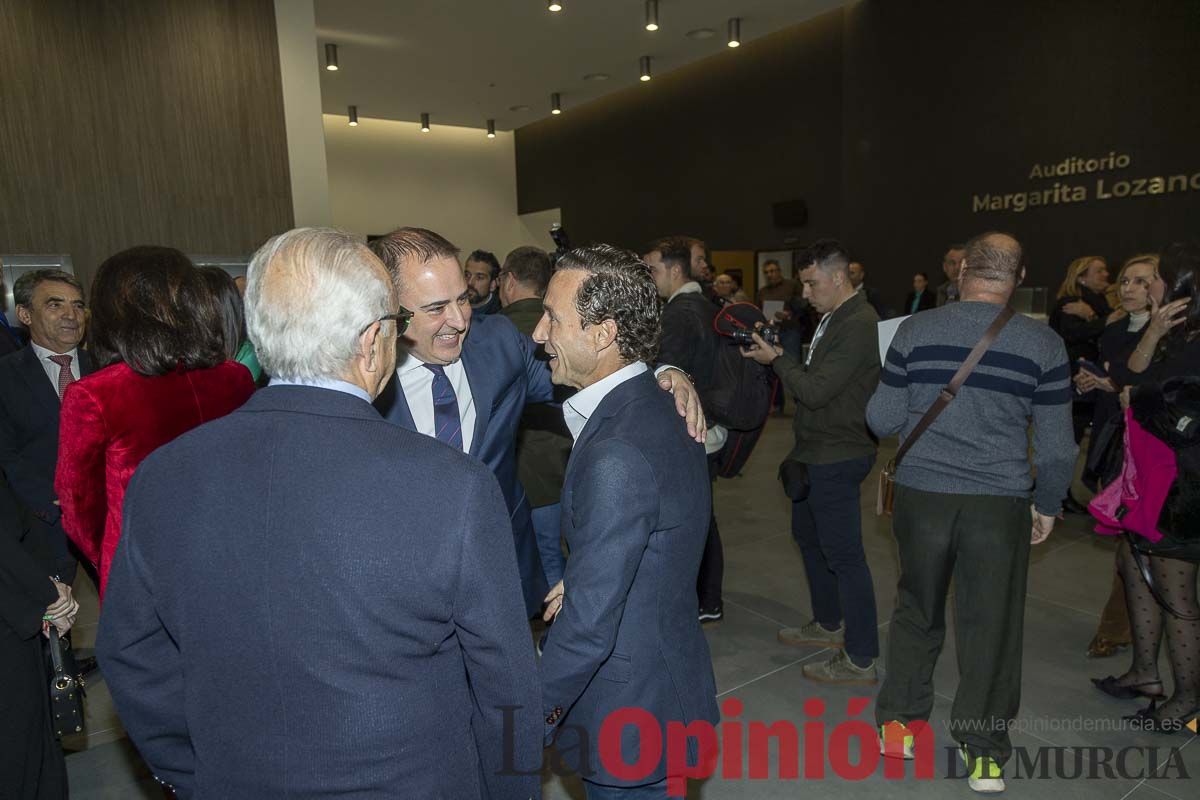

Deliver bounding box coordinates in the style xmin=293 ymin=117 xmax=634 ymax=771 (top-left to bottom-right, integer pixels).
xmin=464 ymin=258 xmax=496 ymax=304
xmin=533 ymin=270 xmax=603 ymax=389
xmin=1118 ymin=261 xmax=1157 ymax=313
xmin=17 ymin=280 xmax=85 ymax=353
xmin=397 ymin=255 xmax=472 ymax=364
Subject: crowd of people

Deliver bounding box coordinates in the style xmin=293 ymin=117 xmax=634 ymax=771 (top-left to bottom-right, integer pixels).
xmin=0 ymin=226 xmax=1196 ymax=799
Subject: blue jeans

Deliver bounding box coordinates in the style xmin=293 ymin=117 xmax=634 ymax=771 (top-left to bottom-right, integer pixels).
xmin=584 ymin=778 xmax=669 ymax=799
xmin=531 ymin=503 xmax=565 ymax=586
xmin=790 ymin=455 xmax=879 ymax=660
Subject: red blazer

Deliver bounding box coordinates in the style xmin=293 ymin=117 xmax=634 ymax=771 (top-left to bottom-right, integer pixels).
xmin=55 ymin=361 xmax=255 ymax=599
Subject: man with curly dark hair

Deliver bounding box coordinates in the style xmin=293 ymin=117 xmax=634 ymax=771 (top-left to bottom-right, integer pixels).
xmin=534 ymin=244 xmax=719 ymax=797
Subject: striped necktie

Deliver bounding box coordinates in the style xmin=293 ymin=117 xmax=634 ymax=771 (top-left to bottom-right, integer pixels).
xmin=423 ymin=364 xmax=464 ymax=450
xmin=48 ymin=354 xmax=75 ymax=399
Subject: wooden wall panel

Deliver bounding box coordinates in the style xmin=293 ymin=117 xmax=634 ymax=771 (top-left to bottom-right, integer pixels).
xmin=0 ymin=0 xmax=293 ymax=289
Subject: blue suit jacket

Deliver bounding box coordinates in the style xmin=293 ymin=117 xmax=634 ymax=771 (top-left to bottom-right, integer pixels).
xmin=96 ymin=386 xmax=542 ymax=800
xmin=539 ymin=371 xmax=720 ymax=786
xmin=375 ymin=313 xmax=553 ymax=616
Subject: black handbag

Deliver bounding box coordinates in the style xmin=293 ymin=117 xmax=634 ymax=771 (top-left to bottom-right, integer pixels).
xmin=46 ymin=629 xmax=86 ymax=737
xmin=1084 ymin=413 xmax=1125 ymax=491
xmin=778 ymin=458 xmax=810 ymax=501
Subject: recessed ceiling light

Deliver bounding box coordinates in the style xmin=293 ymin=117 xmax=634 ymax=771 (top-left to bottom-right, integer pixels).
xmin=509 ymin=104 xmax=531 ymax=112
xmin=583 ymin=73 xmax=610 ymax=82
xmin=686 ymin=28 xmax=716 ymax=40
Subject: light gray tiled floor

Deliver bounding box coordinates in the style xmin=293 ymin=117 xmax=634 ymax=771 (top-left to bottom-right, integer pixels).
xmin=67 ymin=414 xmax=1197 ymax=798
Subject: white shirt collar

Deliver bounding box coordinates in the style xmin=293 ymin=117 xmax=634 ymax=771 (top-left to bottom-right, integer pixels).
xmin=268 ymin=376 xmax=373 ymax=404
xmin=397 ymin=350 xmax=461 ymax=376
xmin=667 ymin=281 xmax=703 ymax=303
xmin=563 ymin=361 xmax=648 ymax=441
xmin=31 ymin=341 xmax=79 ymax=361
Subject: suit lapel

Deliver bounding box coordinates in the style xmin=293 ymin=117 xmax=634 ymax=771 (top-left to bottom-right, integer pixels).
xmin=18 ymin=347 xmax=61 ymax=410
xmin=460 ymin=337 xmax=493 ymax=458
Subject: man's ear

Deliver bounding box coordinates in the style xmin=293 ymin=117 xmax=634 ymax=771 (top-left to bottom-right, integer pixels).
xmin=15 ymin=305 xmax=32 ymax=326
xmin=360 ymin=321 xmax=382 ymax=372
xmin=593 ymin=318 xmax=619 ymax=354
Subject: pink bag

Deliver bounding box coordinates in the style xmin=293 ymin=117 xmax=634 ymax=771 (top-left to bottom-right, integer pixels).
xmin=1089 ymin=408 xmax=1176 ymax=543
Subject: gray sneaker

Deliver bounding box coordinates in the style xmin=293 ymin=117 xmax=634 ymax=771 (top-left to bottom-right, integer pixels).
xmin=802 ymin=649 xmax=878 ymax=685
xmin=778 ymin=619 xmax=845 ymax=648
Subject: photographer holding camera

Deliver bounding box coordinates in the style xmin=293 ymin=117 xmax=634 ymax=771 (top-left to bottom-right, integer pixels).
xmin=742 ymin=239 xmax=882 ymax=683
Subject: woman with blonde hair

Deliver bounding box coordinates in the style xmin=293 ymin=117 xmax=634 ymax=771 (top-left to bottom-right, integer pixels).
xmin=1077 ymin=253 xmax=1161 ymax=658
xmin=1049 ymin=255 xmax=1112 ymax=512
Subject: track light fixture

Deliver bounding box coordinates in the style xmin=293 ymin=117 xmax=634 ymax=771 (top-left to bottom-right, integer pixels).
xmin=645 ymin=0 xmax=659 ymax=31
xmin=727 ymin=18 xmax=741 ymax=48
xmin=420 ymin=112 xmax=430 ymax=133
xmin=487 ymin=119 xmax=496 ymax=138
xmin=348 ymin=105 xmax=357 ymax=126
xmin=639 ymin=55 xmax=652 ymax=82
xmin=325 ymin=43 xmax=339 ymax=70
xmin=551 ymin=93 xmax=562 ymax=115
xmin=548 ymin=1 xmax=562 ymax=12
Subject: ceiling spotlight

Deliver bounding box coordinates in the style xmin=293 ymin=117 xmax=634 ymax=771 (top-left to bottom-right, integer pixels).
xmin=487 ymin=119 xmax=496 ymax=139
xmin=551 ymin=92 xmax=562 ymax=115
xmin=583 ymin=72 xmax=610 ymax=82
xmin=509 ymin=104 xmax=531 ymax=112
xmin=686 ymin=28 xmax=716 ymax=40
xmin=639 ymin=55 xmax=652 ymax=82
xmin=420 ymin=112 xmax=430 ymax=133
xmin=347 ymin=105 xmax=358 ymax=126
xmin=325 ymin=43 xmax=339 ymax=71
xmin=548 ymin=1 xmax=562 ymax=11
xmin=727 ymin=17 xmax=741 ymax=48
xmin=645 ymin=0 xmax=659 ymax=31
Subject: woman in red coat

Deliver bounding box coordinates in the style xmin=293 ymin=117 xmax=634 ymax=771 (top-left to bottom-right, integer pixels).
xmin=56 ymin=247 xmax=256 ymax=599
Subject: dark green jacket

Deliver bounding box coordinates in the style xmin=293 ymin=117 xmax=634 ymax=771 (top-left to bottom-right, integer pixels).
xmin=499 ymin=298 xmax=573 ymax=508
xmin=773 ymin=292 xmax=880 ymax=465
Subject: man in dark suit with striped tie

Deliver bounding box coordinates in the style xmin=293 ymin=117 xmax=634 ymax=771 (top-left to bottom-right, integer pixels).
xmin=0 ymin=269 xmax=92 ymax=582
xmin=370 ymin=228 xmax=707 ymax=618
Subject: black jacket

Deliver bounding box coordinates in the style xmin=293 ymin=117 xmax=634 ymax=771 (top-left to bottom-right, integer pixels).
xmin=1049 ymin=288 xmax=1111 ymax=366
xmin=658 ymin=288 xmax=719 ymax=403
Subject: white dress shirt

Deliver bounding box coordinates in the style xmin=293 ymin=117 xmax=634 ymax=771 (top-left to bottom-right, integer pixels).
xmin=31 ymin=342 xmax=81 ymax=389
xmin=562 ymin=361 xmax=648 ymax=442
xmin=396 ymin=352 xmax=476 ymax=452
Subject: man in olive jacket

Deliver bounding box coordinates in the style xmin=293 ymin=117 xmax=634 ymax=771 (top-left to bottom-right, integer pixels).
xmin=743 ymin=238 xmax=881 ymax=683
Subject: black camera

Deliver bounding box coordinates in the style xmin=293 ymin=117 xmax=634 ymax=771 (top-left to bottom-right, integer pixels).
xmin=731 ymin=325 xmax=779 ymax=347
xmin=549 ymin=224 xmax=571 ymax=266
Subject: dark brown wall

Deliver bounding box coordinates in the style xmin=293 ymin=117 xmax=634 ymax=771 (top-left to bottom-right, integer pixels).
xmin=515 ymin=0 xmax=1200 ymax=310
xmin=0 ymin=0 xmax=292 ymax=289
xmin=516 ymin=8 xmax=844 ymax=257
xmin=841 ymin=0 xmax=1200 ymax=308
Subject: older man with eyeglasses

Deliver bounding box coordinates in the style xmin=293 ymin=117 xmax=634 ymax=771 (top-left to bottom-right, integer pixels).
xmin=97 ymin=227 xmax=542 ymax=800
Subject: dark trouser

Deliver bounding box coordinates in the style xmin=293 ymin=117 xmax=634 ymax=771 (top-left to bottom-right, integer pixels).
xmin=876 ymin=485 xmax=1031 ymax=766
xmin=791 ymin=455 xmax=878 ymax=660
xmin=697 ymin=454 xmax=723 ymax=609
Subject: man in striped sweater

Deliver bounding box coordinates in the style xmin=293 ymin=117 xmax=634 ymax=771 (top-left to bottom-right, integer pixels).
xmin=866 ymin=232 xmax=1076 ymax=793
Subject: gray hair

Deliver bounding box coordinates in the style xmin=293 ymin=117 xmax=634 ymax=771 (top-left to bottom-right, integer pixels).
xmin=555 ymin=244 xmax=661 ymax=364
xmin=14 ymin=269 xmax=84 ymax=307
xmin=246 ymin=228 xmax=392 ymax=381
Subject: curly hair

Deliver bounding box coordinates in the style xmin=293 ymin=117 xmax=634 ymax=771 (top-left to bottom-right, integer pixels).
xmin=555 ymin=244 xmax=661 ymax=364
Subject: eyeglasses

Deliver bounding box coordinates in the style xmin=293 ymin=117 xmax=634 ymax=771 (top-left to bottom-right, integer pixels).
xmin=362 ymin=307 xmax=414 ymax=335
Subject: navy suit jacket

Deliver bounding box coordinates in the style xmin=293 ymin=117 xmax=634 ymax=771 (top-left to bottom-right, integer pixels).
xmin=539 ymin=371 xmax=720 ymax=786
xmin=0 ymin=346 xmax=94 ymax=524
xmin=96 ymin=386 xmax=542 ymax=800
xmin=375 ymin=313 xmax=552 ymax=615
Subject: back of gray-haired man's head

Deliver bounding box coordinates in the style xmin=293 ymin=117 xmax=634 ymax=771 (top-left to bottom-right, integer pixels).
xmin=800 ymin=238 xmax=851 ymax=278
xmin=246 ymin=228 xmax=392 ymax=381
xmin=961 ymin=232 xmax=1023 ymax=284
